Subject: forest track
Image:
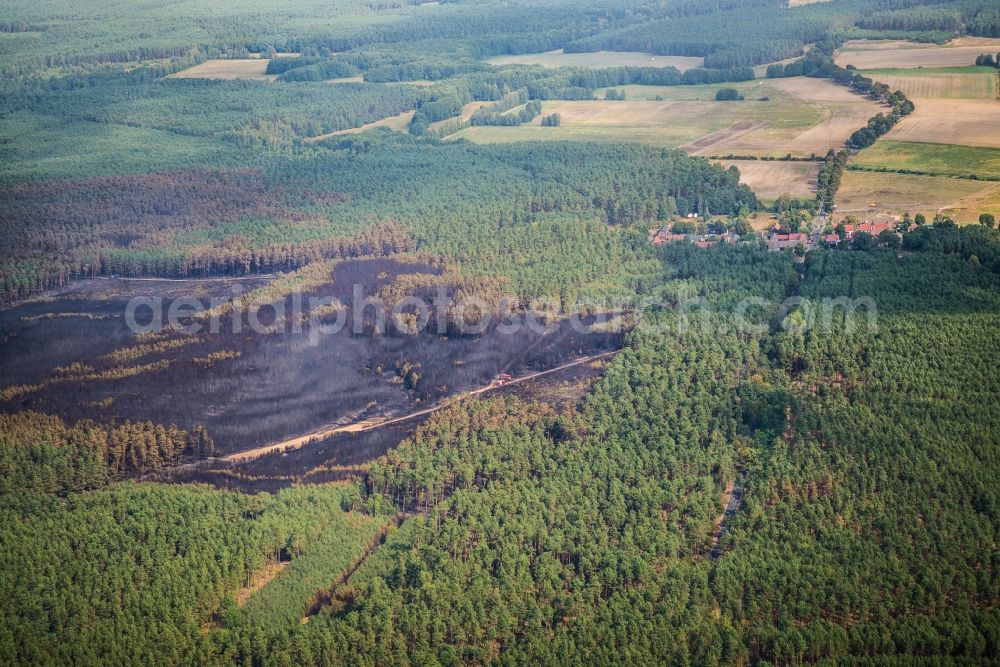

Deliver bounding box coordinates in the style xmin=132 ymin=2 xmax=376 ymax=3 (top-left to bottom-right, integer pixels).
xmin=102 ymin=275 xmax=276 ymax=283
xmin=220 ymin=351 xmax=618 ymax=464
xmin=301 ymin=515 xmax=403 ymax=621
xmin=709 ymin=477 xmax=744 ymax=562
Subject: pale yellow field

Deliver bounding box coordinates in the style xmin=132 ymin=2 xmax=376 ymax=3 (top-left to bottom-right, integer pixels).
xmin=835 ymin=171 xmax=998 ymax=224
xmin=169 ymin=59 xmax=276 ymax=81
xmin=451 ymin=77 xmax=883 ymax=158
xmin=939 ymin=181 xmax=1000 ymax=224
xmin=788 ymin=0 xmax=831 ymax=5
xmin=884 ymin=99 xmax=1000 ymax=149
xmin=716 ymin=160 xmax=819 ymax=199
xmin=486 ymin=49 xmax=705 ymax=72
xmin=306 ymin=111 xmax=415 ymax=142
xmin=860 ymin=67 xmax=997 ymax=99
xmin=688 ymin=77 xmax=885 ymax=157
xmin=835 ymin=38 xmax=1000 ymax=69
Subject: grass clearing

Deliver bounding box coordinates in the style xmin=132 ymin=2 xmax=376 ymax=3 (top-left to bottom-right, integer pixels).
xmin=850 ymin=141 xmax=1000 ymax=180
xmin=450 ymin=77 xmax=881 ymax=157
xmin=716 ymin=160 xmax=819 ymax=199
xmin=168 ymin=59 xmax=276 ymax=81
xmin=883 ymin=99 xmax=1000 ymax=149
xmin=307 ymin=110 xmax=416 ymax=142
xmin=486 ymin=49 xmax=704 ymax=71
xmin=240 ymin=511 xmax=389 ymax=628
xmin=428 ymin=101 xmax=491 ymax=133
xmin=835 ymin=38 xmax=1000 ymax=69
xmin=860 ymin=67 xmax=997 ymax=99
xmin=835 ymin=171 xmax=996 ymax=224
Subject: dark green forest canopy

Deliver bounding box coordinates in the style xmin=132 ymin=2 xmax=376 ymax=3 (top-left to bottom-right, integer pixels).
xmin=0 ymin=136 xmax=756 ymax=304
xmin=3 ymin=0 xmax=1000 ymax=663
xmin=4 ymin=233 xmax=1000 ymax=664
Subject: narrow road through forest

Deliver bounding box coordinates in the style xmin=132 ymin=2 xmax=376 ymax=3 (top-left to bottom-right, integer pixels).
xmin=709 ymin=477 xmax=744 ymax=562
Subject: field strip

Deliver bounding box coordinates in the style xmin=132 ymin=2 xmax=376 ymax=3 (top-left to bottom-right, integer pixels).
xmin=221 ymin=350 xmax=618 ymax=463
xmin=683 ymin=121 xmax=764 ymax=155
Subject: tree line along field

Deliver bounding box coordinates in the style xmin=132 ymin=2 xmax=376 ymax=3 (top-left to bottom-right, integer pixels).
xmin=447 ymin=76 xmax=885 ymax=159
xmin=485 ymin=49 xmax=705 ymax=71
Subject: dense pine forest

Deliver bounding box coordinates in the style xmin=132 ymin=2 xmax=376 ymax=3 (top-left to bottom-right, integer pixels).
xmin=4 ymin=228 xmax=1000 ymax=664
xmin=2 ymin=0 xmax=1000 ymax=664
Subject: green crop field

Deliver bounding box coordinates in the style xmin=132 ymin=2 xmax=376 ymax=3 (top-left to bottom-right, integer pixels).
xmin=851 ymin=140 xmax=1000 ymax=179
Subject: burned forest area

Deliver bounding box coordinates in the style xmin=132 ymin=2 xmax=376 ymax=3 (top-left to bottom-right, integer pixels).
xmin=0 ymin=258 xmax=621 ymax=479
xmin=4 ymin=0 xmax=1000 ymax=664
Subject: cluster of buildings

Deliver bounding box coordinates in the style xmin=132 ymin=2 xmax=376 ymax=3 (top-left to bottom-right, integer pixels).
xmin=650 ymin=227 xmax=740 ymax=248
xmin=652 ymin=214 xmax=914 ymax=254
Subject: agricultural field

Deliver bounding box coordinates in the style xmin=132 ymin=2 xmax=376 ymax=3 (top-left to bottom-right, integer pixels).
xmin=716 ymin=159 xmax=819 ymax=200
xmin=452 ymin=77 xmax=883 ymax=158
xmin=427 ymin=101 xmax=491 ymax=134
xmin=835 ymin=37 xmax=1000 ymax=69
xmin=168 ymin=58 xmax=276 ymax=81
xmin=882 ymin=99 xmax=1000 ymax=149
xmin=307 ymin=110 xmax=415 ymax=141
xmin=850 ymin=140 xmax=1000 ymax=179
xmin=834 ymin=171 xmax=998 ymax=223
xmin=485 ymin=49 xmax=704 ymax=71
xmin=859 ymin=66 xmax=997 ymax=99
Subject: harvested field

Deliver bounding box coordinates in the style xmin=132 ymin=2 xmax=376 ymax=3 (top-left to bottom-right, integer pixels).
xmin=486 ymin=49 xmax=704 ymax=71
xmin=882 ymin=99 xmax=1000 ymax=149
xmin=835 ymin=171 xmax=995 ymax=223
xmin=307 ymin=110 xmax=415 ymax=142
xmin=937 ymin=181 xmax=1000 ymax=224
xmin=835 ymin=38 xmax=1000 ymax=70
xmin=859 ymin=67 xmax=997 ymax=99
xmin=168 ymin=59 xmax=276 ymax=81
xmin=684 ymin=122 xmax=763 ymax=152
xmin=716 ymin=160 xmax=819 ymax=199
xmin=450 ymin=77 xmax=881 ymax=157
xmin=850 ymin=140 xmax=1000 ymax=179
